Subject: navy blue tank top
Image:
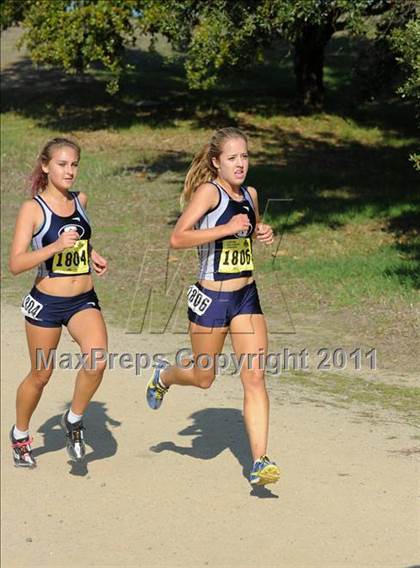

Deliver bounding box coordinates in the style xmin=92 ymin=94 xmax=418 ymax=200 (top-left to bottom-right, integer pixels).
xmin=196 ymin=182 xmax=257 ymax=281
xmin=31 ymin=192 xmax=92 ymax=278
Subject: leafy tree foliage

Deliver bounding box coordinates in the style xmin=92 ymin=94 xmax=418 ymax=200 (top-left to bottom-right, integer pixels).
xmin=390 ymin=18 xmax=420 ymax=104
xmin=1 ymin=0 xmax=418 ymax=106
xmin=1 ymin=0 xmax=139 ymax=93
xmin=0 ymin=0 xmax=32 ymax=29
xmin=390 ymin=17 xmax=420 ymax=170
xmin=142 ymin=0 xmax=369 ymax=106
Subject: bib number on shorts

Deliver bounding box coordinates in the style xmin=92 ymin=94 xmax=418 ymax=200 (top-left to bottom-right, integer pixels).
xmin=219 ymin=238 xmax=254 ymax=274
xmin=52 ymin=239 xmax=89 ymax=275
xmin=21 ymin=294 xmax=43 ymax=320
xmin=187 ymin=285 xmax=212 ymax=316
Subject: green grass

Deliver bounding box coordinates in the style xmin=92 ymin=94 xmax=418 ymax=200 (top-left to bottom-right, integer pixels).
xmin=274 ymin=371 xmax=420 ymax=426
xmin=1 ymin=29 xmax=419 ymax=335
xmin=262 ymin=244 xmax=418 ymax=308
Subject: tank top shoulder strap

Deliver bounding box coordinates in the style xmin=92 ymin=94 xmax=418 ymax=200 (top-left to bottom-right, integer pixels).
xmin=211 ymin=180 xmax=232 ymax=198
xmin=202 ymin=181 xmax=224 ymax=213
xmin=241 ymin=185 xmax=255 ymax=210
xmin=69 ymin=190 xmax=80 ymax=205
xmin=208 ymin=180 xmax=222 ymax=194
xmin=33 ymin=193 xmax=49 ymax=213
xmin=71 ymin=191 xmax=90 ymax=223
xmin=32 ymin=194 xmax=51 ymax=238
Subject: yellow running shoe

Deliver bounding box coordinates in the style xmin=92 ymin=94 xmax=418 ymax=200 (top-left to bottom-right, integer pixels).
xmin=249 ymin=455 xmax=280 ymax=485
xmin=146 ymin=360 xmax=169 ymax=410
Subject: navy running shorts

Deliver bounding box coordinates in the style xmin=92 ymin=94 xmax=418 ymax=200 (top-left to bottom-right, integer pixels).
xmin=187 ymin=281 xmax=263 ymax=328
xmin=21 ymin=286 xmax=101 ymax=328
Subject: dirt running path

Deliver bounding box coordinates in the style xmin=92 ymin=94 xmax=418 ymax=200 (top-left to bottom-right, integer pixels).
xmin=1 ymin=304 xmax=419 ymax=568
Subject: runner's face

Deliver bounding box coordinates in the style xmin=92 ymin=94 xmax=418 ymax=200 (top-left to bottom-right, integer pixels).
xmin=42 ymin=147 xmax=79 ymax=192
xmin=213 ymin=137 xmax=249 ymax=188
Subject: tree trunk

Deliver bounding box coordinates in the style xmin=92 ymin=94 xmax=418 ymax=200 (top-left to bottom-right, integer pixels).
xmin=293 ymin=19 xmax=336 ymax=108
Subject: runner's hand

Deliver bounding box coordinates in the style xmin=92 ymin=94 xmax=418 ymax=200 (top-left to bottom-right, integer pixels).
xmin=256 ymin=223 xmax=274 ymax=245
xmin=91 ymin=249 xmax=108 ymax=276
xmin=226 ymin=214 xmax=251 ymax=235
xmin=55 ymin=230 xmax=79 ymax=252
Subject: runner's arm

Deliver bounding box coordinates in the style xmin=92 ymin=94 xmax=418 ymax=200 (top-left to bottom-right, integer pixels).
xmin=247 ymin=186 xmax=274 ymax=245
xmin=9 ymin=201 xmax=78 ymax=275
xmin=81 ymin=193 xmax=108 ymax=275
xmin=170 ymin=183 xmax=250 ymax=249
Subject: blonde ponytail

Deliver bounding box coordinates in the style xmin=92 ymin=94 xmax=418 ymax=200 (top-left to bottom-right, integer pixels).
xmin=181 ymin=144 xmax=217 ymax=207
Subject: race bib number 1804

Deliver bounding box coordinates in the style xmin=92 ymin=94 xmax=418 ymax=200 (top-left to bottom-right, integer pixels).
xmin=218 ymin=238 xmax=254 ymax=274
xmin=21 ymin=293 xmax=43 ymax=320
xmin=52 ymin=239 xmax=89 ymax=275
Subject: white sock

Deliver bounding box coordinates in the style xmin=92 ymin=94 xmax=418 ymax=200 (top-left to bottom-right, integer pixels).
xmin=67 ymin=409 xmax=83 ymax=424
xmin=13 ymin=426 xmax=29 ymax=440
xmin=158 ymin=368 xmax=168 ymax=389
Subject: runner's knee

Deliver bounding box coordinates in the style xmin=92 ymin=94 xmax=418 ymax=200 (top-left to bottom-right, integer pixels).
xmin=241 ymin=368 xmax=265 ymax=390
xmin=84 ymin=359 xmax=107 ymax=377
xmin=30 ymin=368 xmax=53 ymax=389
xmin=84 ymin=348 xmax=107 ymax=375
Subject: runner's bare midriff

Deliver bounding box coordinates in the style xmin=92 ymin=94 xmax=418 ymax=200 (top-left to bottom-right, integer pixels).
xmin=199 ymin=275 xmax=254 ymax=292
xmin=35 ymin=273 xmax=94 ymax=296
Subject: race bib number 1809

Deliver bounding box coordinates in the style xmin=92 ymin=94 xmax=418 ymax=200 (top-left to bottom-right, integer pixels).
xmin=52 ymin=239 xmax=89 ymax=275
xmin=218 ymin=238 xmax=254 ymax=274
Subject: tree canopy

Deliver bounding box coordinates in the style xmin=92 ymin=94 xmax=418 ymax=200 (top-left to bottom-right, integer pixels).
xmin=1 ymin=0 xmax=418 ymax=105
xmin=1 ymin=0 xmax=139 ymax=93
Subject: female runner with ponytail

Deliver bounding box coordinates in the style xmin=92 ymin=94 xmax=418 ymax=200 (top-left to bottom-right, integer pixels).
xmin=147 ymin=127 xmax=280 ymax=486
xmin=9 ymin=138 xmax=108 ymax=468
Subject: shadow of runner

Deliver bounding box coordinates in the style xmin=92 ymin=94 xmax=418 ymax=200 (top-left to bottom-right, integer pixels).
xmin=34 ymin=401 xmax=121 ymax=477
xmin=150 ymin=408 xmax=278 ymax=499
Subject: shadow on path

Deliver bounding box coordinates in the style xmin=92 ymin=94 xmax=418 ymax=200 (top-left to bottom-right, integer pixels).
xmin=150 ymin=407 xmax=278 ymax=499
xmin=34 ymin=401 xmax=121 ymax=477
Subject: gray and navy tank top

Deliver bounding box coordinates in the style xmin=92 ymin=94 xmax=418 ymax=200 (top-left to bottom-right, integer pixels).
xmin=31 ymin=192 xmax=92 ymax=278
xmin=196 ymin=181 xmax=257 ymax=281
